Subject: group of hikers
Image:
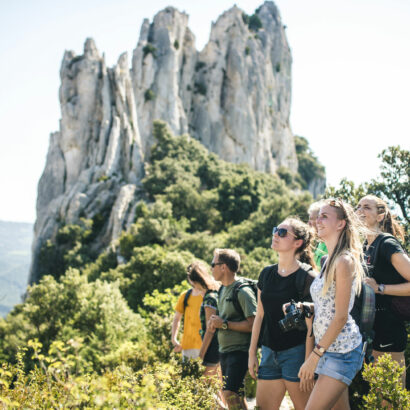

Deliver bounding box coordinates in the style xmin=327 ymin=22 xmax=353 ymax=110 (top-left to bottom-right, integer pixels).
xmin=170 ymin=195 xmax=410 ymax=410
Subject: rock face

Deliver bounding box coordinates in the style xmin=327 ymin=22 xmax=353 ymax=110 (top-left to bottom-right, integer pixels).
xmin=30 ymin=1 xmax=304 ymax=283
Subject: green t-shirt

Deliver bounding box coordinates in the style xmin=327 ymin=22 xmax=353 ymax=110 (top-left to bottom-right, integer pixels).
xmin=314 ymin=241 xmax=328 ymax=268
xmin=217 ymin=280 xmax=257 ymax=353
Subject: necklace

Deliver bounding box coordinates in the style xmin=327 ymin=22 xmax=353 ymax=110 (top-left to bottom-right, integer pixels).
xmin=279 ymin=261 xmax=299 ymax=275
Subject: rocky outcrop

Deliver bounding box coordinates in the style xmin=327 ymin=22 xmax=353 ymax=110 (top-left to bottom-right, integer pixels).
xmin=30 ymin=1 xmax=313 ymax=284
xmin=30 ymin=40 xmax=144 ymax=283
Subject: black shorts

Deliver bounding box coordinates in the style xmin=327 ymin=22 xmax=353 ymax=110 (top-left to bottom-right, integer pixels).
xmin=219 ymin=350 xmax=249 ymax=394
xmin=373 ymin=310 xmax=407 ymax=352
xmin=203 ymin=334 xmax=220 ymax=366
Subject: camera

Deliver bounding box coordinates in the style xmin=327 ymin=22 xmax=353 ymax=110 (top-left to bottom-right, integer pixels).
xmin=278 ymin=300 xmax=313 ymax=333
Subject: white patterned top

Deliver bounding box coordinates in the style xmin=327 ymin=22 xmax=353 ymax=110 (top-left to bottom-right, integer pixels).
xmin=310 ymin=272 xmax=362 ymax=353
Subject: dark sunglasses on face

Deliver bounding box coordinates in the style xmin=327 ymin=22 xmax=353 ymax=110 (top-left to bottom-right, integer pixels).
xmin=272 ymin=226 xmax=297 ymax=238
xmin=211 ymin=262 xmax=224 ymax=268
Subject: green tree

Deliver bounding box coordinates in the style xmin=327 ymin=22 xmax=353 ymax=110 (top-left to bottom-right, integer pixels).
xmin=368 ymin=146 xmax=409 ymax=223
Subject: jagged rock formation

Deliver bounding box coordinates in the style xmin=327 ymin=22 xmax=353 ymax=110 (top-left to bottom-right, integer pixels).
xmin=30 ymin=1 xmax=319 ymax=284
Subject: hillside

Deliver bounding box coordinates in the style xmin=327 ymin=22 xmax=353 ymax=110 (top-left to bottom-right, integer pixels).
xmin=0 ymin=221 xmax=32 ymax=316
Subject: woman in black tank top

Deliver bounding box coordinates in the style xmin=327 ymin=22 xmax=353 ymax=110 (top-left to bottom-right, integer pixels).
xmin=356 ymin=195 xmax=410 ymax=386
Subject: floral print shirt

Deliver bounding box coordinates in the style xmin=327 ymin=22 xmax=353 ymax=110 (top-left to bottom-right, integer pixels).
xmin=310 ymin=273 xmax=362 ymax=353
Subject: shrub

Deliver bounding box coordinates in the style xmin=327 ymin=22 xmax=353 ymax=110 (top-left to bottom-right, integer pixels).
xmin=142 ymin=43 xmax=157 ymax=58
xmin=144 ymin=88 xmax=155 ymax=101
xmin=361 ymin=353 xmax=410 ymax=408
xmin=194 ymin=82 xmax=207 ymax=96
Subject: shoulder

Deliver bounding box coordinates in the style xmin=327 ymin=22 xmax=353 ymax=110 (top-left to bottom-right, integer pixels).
xmin=335 ymin=253 xmax=354 ymax=277
xmin=379 ymin=235 xmax=404 ymax=256
xmin=237 ymin=283 xmax=257 ymax=302
xmin=298 ymin=262 xmax=318 ymax=277
xmin=204 ymin=290 xmax=218 ymax=302
xmin=179 ymin=290 xmax=188 ymax=300
xmin=259 ymin=264 xmax=275 ymax=278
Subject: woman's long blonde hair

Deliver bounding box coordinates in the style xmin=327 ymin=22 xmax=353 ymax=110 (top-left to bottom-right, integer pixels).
xmin=322 ymin=199 xmax=365 ymax=296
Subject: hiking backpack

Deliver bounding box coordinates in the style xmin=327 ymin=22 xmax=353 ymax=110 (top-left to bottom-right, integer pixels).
xmin=321 ymin=256 xmax=375 ymax=363
xmin=220 ymin=277 xmax=263 ymax=346
xmin=183 ymin=288 xmax=193 ymax=311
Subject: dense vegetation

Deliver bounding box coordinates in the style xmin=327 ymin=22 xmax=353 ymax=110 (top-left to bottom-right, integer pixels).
xmin=0 ymin=122 xmax=408 ymax=407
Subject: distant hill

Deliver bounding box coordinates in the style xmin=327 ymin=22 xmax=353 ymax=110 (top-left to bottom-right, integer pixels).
xmin=0 ymin=220 xmax=33 ymax=316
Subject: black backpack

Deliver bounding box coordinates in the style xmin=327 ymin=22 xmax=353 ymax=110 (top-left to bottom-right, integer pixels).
xmin=321 ymin=256 xmax=375 ymax=363
xmin=219 ymin=277 xmax=263 ymax=346
xmin=183 ymin=288 xmax=193 ymax=311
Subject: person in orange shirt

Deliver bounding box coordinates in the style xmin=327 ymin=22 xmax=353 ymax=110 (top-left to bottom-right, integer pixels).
xmin=171 ymin=275 xmax=204 ymax=360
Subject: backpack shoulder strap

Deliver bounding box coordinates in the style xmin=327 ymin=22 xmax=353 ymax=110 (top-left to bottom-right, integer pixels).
xmin=231 ymin=280 xmax=246 ymax=317
xmin=295 ymin=263 xmax=313 ymax=301
xmin=183 ymin=288 xmax=193 ymax=311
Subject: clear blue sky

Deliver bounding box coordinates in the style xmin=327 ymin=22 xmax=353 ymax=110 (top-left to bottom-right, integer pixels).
xmin=0 ymin=0 xmax=409 ymax=223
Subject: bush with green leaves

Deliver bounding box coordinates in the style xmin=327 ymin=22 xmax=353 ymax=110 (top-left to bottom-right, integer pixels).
xmin=0 ymin=270 xmax=150 ymax=372
xmin=361 ymin=353 xmax=410 ymax=409
xmin=0 ymin=340 xmax=221 ymax=409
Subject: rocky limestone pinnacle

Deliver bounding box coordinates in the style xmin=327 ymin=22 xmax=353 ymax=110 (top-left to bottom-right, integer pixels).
xmin=30 ymin=1 xmax=315 ymax=284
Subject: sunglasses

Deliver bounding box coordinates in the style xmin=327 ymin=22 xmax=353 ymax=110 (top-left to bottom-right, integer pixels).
xmin=272 ymin=226 xmax=297 ymax=238
xmin=210 ymin=262 xmax=224 ymax=268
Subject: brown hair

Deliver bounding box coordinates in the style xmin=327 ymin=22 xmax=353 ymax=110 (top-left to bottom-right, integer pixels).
xmin=284 ymin=217 xmax=317 ymax=269
xmin=213 ymin=249 xmax=241 ymax=273
xmin=187 ymin=261 xmax=219 ymax=291
xmin=361 ymin=195 xmax=405 ymax=242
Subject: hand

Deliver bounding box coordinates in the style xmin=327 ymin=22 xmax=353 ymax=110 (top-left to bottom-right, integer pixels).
xmin=299 ymin=376 xmax=315 ymax=393
xmin=248 ymin=351 xmax=259 ymax=380
xmin=298 ymin=352 xmax=320 ymax=392
xmin=209 ymin=315 xmax=224 ymax=329
xmin=173 ymin=342 xmax=182 ymax=353
xmin=363 ymin=277 xmax=378 ymax=293
xmin=282 ymin=301 xmax=304 ymax=315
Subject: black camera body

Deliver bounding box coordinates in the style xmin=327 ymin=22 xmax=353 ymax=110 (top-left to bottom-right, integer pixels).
xmin=278 ymin=300 xmax=313 ymax=333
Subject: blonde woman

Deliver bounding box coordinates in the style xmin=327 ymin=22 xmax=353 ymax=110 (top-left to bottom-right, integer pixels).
xmin=298 ymin=199 xmax=366 ymax=410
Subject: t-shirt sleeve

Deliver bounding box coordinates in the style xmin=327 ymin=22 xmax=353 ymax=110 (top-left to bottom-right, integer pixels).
xmin=257 ymin=268 xmax=267 ymax=291
xmin=380 ymin=237 xmax=404 ymax=262
xmin=237 ymin=287 xmax=257 ymax=318
xmin=175 ymin=291 xmax=187 ymax=314
xmin=203 ymin=292 xmax=218 ymax=310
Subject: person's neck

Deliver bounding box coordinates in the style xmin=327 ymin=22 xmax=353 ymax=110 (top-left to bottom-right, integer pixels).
xmin=324 ymin=235 xmax=340 ymax=258
xmin=366 ymin=225 xmax=381 ymax=246
xmin=278 ymin=253 xmax=299 ymax=275
xmin=221 ymin=272 xmax=236 ymax=287
xmin=191 ymin=287 xmax=204 ymax=296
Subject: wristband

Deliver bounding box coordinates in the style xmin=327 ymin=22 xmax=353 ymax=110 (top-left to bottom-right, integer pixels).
xmin=312 ymin=350 xmax=323 ymax=358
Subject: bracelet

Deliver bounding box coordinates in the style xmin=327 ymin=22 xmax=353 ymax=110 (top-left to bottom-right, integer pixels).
xmin=312 ymin=350 xmax=323 ymax=358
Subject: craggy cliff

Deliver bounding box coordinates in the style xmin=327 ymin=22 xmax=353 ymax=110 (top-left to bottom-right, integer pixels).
xmin=30 ymin=2 xmax=305 ymax=283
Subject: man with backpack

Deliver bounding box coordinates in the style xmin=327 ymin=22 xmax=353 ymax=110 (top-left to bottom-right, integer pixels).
xmin=209 ymin=248 xmax=257 ymax=410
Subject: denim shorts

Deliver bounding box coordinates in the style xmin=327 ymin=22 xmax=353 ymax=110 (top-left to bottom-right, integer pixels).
xmin=258 ymin=344 xmax=305 ymax=382
xmin=315 ymin=342 xmax=364 ymax=386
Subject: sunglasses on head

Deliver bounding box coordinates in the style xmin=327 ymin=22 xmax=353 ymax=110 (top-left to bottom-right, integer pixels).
xmin=272 ymin=226 xmax=297 ymax=238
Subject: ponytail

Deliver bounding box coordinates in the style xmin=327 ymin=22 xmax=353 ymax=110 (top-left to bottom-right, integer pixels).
xmin=284 ymin=217 xmax=317 ymax=270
